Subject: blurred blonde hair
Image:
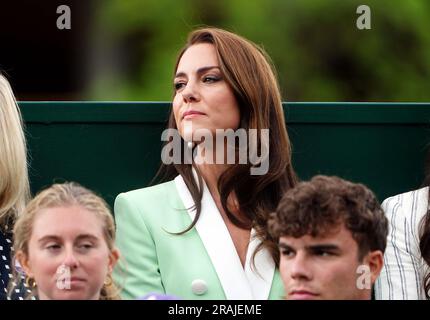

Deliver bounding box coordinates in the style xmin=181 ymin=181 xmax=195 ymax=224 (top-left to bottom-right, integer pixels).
xmin=0 ymin=74 xmax=30 ymax=229
xmin=12 ymin=182 xmax=120 ymax=300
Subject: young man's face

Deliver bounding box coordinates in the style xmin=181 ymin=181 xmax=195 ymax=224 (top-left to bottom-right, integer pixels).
xmin=278 ymin=224 xmax=382 ymax=300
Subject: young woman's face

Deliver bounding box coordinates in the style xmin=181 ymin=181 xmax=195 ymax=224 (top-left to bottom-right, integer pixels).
xmin=173 ymin=43 xmax=241 ymax=141
xmin=19 ymin=205 xmax=119 ymax=300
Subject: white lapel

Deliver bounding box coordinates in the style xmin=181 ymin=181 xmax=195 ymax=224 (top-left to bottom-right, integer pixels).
xmin=174 ymin=173 xmax=275 ymax=300
xmin=244 ymin=229 xmax=276 ymax=300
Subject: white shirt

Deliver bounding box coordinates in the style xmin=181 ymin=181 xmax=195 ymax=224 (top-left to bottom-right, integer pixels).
xmin=375 ymin=187 xmax=429 ymax=299
xmin=174 ymin=172 xmax=276 ymax=300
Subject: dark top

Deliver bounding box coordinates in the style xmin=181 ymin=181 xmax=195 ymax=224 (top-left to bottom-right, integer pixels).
xmin=0 ymin=227 xmax=31 ymax=300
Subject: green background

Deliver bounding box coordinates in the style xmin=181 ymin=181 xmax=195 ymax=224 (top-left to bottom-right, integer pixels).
xmin=21 ymin=102 xmax=430 ymax=209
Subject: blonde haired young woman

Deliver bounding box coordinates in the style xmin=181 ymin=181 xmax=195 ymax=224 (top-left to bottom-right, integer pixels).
xmin=0 ymin=74 xmax=30 ymax=299
xmin=12 ymin=182 xmax=120 ymax=300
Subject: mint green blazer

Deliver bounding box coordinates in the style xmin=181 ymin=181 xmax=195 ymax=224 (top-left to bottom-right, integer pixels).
xmin=113 ymin=175 xmax=285 ymax=300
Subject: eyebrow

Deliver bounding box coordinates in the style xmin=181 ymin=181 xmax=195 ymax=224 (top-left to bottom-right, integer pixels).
xmin=174 ymin=66 xmax=220 ymax=79
xmin=38 ymin=235 xmax=61 ymax=243
xmin=278 ymin=242 xmax=291 ymax=250
xmin=306 ymin=244 xmax=340 ymax=252
xmin=37 ymin=234 xmax=99 ymax=243
xmin=75 ymin=234 xmax=99 ymax=242
xmin=278 ymin=242 xmax=341 ymax=252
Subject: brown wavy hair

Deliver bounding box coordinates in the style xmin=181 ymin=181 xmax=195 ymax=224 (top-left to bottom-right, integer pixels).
xmin=155 ymin=27 xmax=297 ymax=265
xmin=268 ymin=175 xmax=388 ymax=261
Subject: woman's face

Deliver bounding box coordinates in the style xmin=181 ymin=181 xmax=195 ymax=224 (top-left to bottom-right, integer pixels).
xmin=18 ymin=205 xmax=119 ymax=300
xmin=173 ymin=43 xmax=241 ymax=141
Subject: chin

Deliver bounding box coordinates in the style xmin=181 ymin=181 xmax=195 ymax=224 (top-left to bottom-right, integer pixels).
xmin=52 ymin=290 xmax=92 ymax=300
xmin=287 ymin=294 xmax=321 ymax=300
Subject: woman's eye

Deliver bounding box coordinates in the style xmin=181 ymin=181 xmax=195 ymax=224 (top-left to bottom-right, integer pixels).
xmin=203 ymin=76 xmax=220 ymax=83
xmin=77 ymin=243 xmax=94 ymax=251
xmin=174 ymin=82 xmax=186 ymax=91
xmin=46 ymin=244 xmax=61 ymax=251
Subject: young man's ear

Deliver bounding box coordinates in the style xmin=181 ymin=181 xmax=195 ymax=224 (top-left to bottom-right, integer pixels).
xmin=15 ymin=250 xmax=34 ymax=278
xmin=364 ymin=250 xmax=384 ymax=284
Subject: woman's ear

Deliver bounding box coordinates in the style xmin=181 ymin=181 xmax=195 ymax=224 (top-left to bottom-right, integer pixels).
xmin=108 ymin=248 xmax=120 ymax=273
xmin=15 ymin=250 xmax=34 ymax=278
xmin=364 ymin=250 xmax=384 ymax=284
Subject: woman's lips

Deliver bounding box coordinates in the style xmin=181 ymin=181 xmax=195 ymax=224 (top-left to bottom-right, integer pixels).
xmin=182 ymin=110 xmax=206 ymax=119
xmin=68 ymin=278 xmax=87 ymax=289
xmin=56 ymin=277 xmax=86 ymax=290
xmin=68 ymin=277 xmax=86 ymax=285
xmin=70 ymin=277 xmax=85 ymax=282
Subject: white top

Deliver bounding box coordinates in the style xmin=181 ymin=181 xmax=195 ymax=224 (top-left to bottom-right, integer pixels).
xmin=174 ymin=172 xmax=275 ymax=300
xmin=375 ymin=186 xmax=429 ymax=299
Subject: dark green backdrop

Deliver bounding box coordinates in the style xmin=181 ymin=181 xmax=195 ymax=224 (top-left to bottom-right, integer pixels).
xmin=20 ymin=102 xmax=430 ymax=209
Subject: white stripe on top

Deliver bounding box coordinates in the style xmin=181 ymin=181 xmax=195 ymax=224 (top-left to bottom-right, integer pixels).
xmin=375 ymin=187 xmax=429 ymax=300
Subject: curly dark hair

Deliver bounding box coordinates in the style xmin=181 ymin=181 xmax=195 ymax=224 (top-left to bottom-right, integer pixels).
xmin=268 ymin=175 xmax=388 ymax=261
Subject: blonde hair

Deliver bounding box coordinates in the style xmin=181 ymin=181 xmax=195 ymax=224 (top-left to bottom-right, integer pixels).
xmin=12 ymin=182 xmax=120 ymax=300
xmin=0 ymin=74 xmax=30 ymax=229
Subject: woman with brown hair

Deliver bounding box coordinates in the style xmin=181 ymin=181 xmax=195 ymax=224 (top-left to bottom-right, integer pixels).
xmin=114 ymin=27 xmax=297 ymax=299
xmin=375 ymin=155 xmax=430 ymax=299
xmin=0 ymin=74 xmax=30 ymax=300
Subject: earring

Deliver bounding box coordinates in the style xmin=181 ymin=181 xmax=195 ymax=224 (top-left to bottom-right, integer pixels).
xmin=187 ymin=141 xmax=194 ymax=149
xmin=104 ymin=274 xmax=113 ymax=287
xmin=25 ymin=276 xmax=37 ymax=288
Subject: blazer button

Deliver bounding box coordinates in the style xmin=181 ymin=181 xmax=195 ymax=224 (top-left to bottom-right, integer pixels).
xmin=191 ymin=279 xmax=207 ymax=295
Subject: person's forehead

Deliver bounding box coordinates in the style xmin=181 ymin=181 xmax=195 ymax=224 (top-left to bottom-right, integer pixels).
xmin=31 ymin=205 xmax=104 ymax=238
xmin=177 ymin=43 xmax=218 ymax=70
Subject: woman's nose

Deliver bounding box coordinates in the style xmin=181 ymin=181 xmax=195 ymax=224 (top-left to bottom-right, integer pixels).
xmin=181 ymin=81 xmax=200 ymax=103
xmin=62 ymin=248 xmax=79 ymax=269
